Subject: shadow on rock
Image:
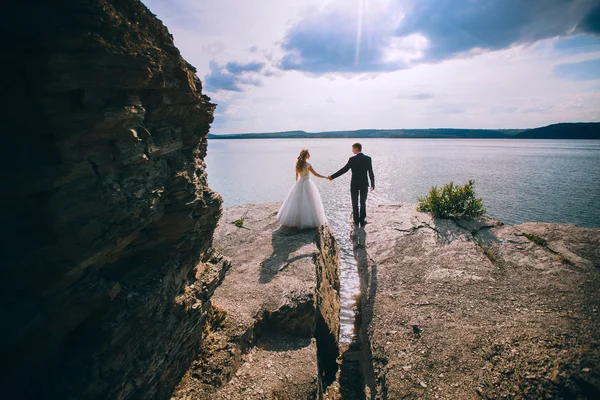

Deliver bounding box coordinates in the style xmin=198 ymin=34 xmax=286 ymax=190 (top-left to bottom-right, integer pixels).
xmin=345 ymin=226 xmax=377 ymax=397
xmin=431 ymin=217 xmax=470 ymax=244
xmin=353 ymin=228 xmax=377 ymax=326
xmin=255 ymin=335 xmax=313 ymax=352
xmin=259 ymin=227 xmax=316 ymax=284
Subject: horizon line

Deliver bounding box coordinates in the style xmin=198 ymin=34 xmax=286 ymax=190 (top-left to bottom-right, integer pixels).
xmin=209 ymin=121 xmax=599 ymax=136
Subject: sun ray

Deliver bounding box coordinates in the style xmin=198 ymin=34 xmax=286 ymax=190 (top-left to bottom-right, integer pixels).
xmin=354 ymin=0 xmax=365 ymax=67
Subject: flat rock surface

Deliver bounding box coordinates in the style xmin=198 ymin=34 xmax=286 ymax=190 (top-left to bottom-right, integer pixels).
xmin=356 ymin=203 xmax=600 ymax=399
xmin=212 ymin=203 xmax=319 ymax=338
xmin=172 ymin=204 xmax=323 ymax=399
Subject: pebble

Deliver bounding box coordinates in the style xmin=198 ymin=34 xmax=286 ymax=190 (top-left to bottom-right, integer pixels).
xmin=420 ymin=381 xmax=428 ymax=388
xmin=403 ymin=365 xmax=412 ymax=371
xmin=582 ymin=368 xmax=591 ymax=372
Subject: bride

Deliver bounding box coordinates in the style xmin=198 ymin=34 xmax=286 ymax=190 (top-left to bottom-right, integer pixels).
xmin=277 ymin=148 xmax=328 ymax=229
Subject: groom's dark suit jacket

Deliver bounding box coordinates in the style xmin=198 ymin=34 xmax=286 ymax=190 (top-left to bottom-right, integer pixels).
xmin=331 ymin=153 xmax=375 ymax=188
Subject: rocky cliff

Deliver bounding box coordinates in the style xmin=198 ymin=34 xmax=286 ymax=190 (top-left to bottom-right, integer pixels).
xmin=1 ymin=1 xmax=227 ymax=398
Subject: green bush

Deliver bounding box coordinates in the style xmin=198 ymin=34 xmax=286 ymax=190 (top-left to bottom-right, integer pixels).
xmin=417 ymin=180 xmax=486 ymax=219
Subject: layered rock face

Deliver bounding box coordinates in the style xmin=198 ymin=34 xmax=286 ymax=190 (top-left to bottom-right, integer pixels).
xmin=1 ymin=1 xmax=226 ymax=398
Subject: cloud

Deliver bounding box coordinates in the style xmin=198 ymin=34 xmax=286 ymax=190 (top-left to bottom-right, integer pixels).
xmin=553 ymin=34 xmax=600 ymax=53
xmin=396 ymin=0 xmax=597 ymax=61
xmin=252 ymin=96 xmax=281 ymax=104
xmin=225 ymin=61 xmax=266 ymax=74
xmin=278 ymin=1 xmax=424 ymax=73
xmin=204 ymin=61 xmax=266 ymax=92
xmin=553 ymin=58 xmax=600 ymax=81
xmin=578 ymin=2 xmax=600 ymax=34
xmin=200 ymin=41 xmax=226 ymax=55
xmin=430 ymin=102 xmax=469 ymax=115
xmin=398 ymin=92 xmax=435 ymax=100
xmin=277 ymin=0 xmax=600 ymax=74
xmin=204 ymin=62 xmax=244 ymax=92
xmin=490 ymin=105 xmax=519 ymax=113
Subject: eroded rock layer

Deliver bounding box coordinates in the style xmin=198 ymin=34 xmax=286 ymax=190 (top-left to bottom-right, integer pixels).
xmin=1 ymin=1 xmax=226 ymax=398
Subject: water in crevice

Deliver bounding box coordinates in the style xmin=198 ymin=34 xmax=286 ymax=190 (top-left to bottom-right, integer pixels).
xmin=324 ymin=203 xmax=361 ymax=343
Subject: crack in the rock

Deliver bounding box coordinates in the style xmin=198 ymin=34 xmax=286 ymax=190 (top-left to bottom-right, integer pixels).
xmin=519 ymin=230 xmax=575 ymax=266
xmin=349 ymin=227 xmax=377 ymax=399
xmin=394 ymin=224 xmax=429 ymax=234
xmin=473 ymin=236 xmax=500 ymax=266
xmin=88 ymin=158 xmax=100 ymax=176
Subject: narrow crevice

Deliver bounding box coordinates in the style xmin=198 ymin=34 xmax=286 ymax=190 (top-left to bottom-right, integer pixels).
xmin=394 ymin=224 xmax=428 ymax=234
xmin=521 ymin=231 xmax=574 ymax=266
xmin=473 ymin=236 xmax=500 ymax=266
xmin=415 ymin=217 xmax=440 ymax=235
xmin=314 ymin=225 xmax=342 ymax=395
xmin=315 ymin=314 xmax=340 ymax=390
xmin=88 ymin=158 xmax=100 ymax=176
xmin=351 ymin=226 xmax=378 ymax=399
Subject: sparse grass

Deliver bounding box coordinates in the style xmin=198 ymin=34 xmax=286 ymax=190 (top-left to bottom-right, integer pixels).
xmin=523 ymin=233 xmax=547 ymax=247
xmin=476 ymin=238 xmax=497 ymax=264
xmin=233 ymin=218 xmax=245 ymax=228
xmin=557 ymin=254 xmax=573 ymax=265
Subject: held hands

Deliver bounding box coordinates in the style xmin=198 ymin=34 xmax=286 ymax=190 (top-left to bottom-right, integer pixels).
xmin=327 ymin=176 xmax=332 ymax=181
xmin=371 ymin=186 xmax=375 ymax=191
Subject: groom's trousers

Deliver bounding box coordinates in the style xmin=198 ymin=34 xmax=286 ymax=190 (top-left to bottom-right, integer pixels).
xmin=351 ymin=184 xmax=368 ymax=224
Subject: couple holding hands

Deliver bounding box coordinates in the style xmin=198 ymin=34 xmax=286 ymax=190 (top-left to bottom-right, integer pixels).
xmin=277 ymin=142 xmax=375 ymax=229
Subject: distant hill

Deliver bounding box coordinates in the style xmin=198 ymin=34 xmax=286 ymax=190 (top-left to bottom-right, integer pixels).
xmin=515 ymin=123 xmax=600 ymax=139
xmin=209 ymin=122 xmax=599 ymax=139
xmin=209 ymin=128 xmax=524 ymax=139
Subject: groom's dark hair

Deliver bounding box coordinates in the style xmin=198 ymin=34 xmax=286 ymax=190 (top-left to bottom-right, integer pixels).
xmin=352 ymin=142 xmax=362 ymax=151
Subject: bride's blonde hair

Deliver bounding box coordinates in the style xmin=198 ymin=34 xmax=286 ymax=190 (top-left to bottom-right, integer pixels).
xmin=295 ymin=148 xmax=310 ymax=172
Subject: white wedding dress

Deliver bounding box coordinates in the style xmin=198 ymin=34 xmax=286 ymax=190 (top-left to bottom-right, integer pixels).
xmin=277 ymin=163 xmax=328 ymax=229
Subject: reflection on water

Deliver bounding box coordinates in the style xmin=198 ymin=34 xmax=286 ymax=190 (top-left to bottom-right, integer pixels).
xmin=206 ymin=138 xmax=600 ymax=342
xmin=326 ymin=206 xmax=360 ymax=342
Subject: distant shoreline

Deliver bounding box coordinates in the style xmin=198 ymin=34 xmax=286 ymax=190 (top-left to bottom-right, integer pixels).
xmin=209 ymin=122 xmax=600 ymax=140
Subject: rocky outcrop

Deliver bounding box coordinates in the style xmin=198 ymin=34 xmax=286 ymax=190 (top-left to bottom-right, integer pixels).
xmin=1 ymin=1 xmax=226 ymax=399
xmin=172 ymin=204 xmax=341 ymax=399
xmin=353 ymin=203 xmax=600 ymax=399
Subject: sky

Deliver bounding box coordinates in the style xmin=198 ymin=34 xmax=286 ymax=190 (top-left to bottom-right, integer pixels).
xmin=142 ymin=0 xmax=600 ymax=133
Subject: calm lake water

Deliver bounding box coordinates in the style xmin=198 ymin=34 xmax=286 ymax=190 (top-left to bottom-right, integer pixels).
xmin=206 ymin=138 xmax=600 ymax=341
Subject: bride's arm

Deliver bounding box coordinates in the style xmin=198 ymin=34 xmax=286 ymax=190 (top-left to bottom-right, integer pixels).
xmin=308 ymin=165 xmax=325 ymax=179
xmin=296 ymin=169 xmax=299 ymax=181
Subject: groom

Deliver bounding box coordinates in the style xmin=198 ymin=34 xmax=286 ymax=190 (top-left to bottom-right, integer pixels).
xmin=328 ymin=143 xmax=375 ymax=227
